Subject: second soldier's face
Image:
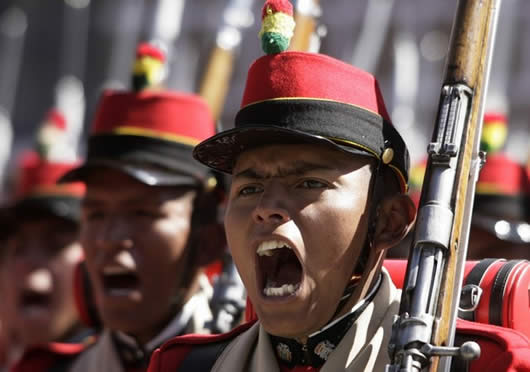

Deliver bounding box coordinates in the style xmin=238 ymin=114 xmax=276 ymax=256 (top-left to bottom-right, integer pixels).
xmin=226 ymin=144 xmax=373 ymax=338
xmin=0 ymin=216 xmax=82 ymax=346
xmin=80 ymin=169 xmax=196 ymax=342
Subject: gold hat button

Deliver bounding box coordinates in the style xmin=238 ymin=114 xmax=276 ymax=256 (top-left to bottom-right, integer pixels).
xmin=382 ymin=148 xmax=394 ymax=164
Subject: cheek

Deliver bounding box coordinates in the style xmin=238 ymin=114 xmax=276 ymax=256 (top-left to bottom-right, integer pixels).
xmin=50 ymin=244 xmax=82 ymax=292
xmin=144 ymin=217 xmax=192 ymax=263
xmin=225 ymin=205 xmax=250 ymax=266
xmin=300 ymin=193 xmax=368 ymax=277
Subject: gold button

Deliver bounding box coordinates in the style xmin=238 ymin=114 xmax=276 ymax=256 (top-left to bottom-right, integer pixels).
xmin=206 ymin=176 xmax=218 ymax=191
xmin=382 ymin=148 xmax=394 ymax=164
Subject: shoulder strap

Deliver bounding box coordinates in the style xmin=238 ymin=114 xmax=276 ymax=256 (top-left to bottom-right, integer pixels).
xmin=489 ymin=260 xmax=521 ymax=326
xmin=459 ymin=258 xmax=498 ymax=321
xmin=177 ymin=339 xmax=232 ymax=372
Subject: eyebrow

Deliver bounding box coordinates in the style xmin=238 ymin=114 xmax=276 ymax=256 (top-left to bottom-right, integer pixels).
xmin=233 ymin=161 xmax=337 ymax=180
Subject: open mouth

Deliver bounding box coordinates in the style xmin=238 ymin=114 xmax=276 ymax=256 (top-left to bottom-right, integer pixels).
xmin=101 ymin=266 xmax=140 ymax=295
xmin=256 ymin=240 xmax=303 ymax=298
xmin=20 ymin=290 xmax=51 ymax=309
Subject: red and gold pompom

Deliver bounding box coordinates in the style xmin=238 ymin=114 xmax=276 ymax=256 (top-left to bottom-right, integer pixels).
xmin=259 ymin=0 xmax=295 ymax=55
xmin=481 ymin=112 xmax=508 ymax=153
xmin=132 ymin=41 xmax=167 ymax=91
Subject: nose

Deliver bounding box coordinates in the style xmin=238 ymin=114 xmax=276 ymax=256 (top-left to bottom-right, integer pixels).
xmin=95 ymin=216 xmax=134 ymax=252
xmin=252 ymin=187 xmax=290 ymax=225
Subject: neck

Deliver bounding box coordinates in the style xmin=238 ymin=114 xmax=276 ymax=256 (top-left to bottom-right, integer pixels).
xmin=133 ymin=273 xmax=201 ymax=345
xmin=334 ymin=251 xmax=385 ymax=323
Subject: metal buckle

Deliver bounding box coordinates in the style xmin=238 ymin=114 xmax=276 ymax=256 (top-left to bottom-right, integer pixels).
xmin=459 ymin=284 xmax=483 ymax=312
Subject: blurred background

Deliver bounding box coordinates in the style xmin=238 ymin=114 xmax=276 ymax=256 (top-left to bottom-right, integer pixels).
xmin=0 ymin=0 xmax=528 ymax=198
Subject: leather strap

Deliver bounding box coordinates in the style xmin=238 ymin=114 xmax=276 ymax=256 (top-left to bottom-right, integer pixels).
xmin=459 ymin=259 xmax=498 ymax=321
xmin=489 ymin=260 xmax=522 ymax=326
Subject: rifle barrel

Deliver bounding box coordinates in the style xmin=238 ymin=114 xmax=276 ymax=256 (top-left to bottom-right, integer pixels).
xmin=386 ymin=1 xmax=502 ymax=371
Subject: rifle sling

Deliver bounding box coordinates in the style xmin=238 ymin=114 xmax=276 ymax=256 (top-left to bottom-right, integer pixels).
xmin=489 ymin=260 xmax=522 ymax=326
xmin=459 ymin=258 xmax=498 ymax=321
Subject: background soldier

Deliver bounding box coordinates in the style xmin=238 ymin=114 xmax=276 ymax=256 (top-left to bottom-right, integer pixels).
xmin=0 ymin=110 xmax=92 ymax=372
xmin=391 ymin=112 xmax=530 ymax=260
xmin=61 ymin=42 xmax=225 ymax=372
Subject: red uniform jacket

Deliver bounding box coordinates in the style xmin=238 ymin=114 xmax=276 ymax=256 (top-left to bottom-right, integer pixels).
xmin=148 ymin=319 xmax=530 ymax=372
xmin=10 ymin=334 xmax=95 ymax=372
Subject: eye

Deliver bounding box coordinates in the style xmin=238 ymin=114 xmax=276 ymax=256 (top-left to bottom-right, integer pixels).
xmin=238 ymin=184 xmax=263 ymax=196
xmin=133 ymin=209 xmax=158 ymax=218
xmin=298 ymin=179 xmax=328 ymax=189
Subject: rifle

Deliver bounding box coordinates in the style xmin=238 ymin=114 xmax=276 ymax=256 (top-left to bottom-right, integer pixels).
xmin=288 ymin=0 xmax=322 ymax=52
xmin=198 ymin=0 xmax=255 ymax=121
xmin=386 ymin=0 xmax=502 ymax=371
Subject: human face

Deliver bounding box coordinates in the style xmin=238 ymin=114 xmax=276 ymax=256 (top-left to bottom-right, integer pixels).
xmin=226 ymin=144 xmax=373 ymax=338
xmin=80 ymin=169 xmax=196 ymax=343
xmin=0 ymin=216 xmax=82 ymax=347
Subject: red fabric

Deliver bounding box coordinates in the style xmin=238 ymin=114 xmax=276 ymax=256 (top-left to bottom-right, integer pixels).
xmin=147 ymin=318 xmax=530 ymax=371
xmin=477 ymin=153 xmax=530 ymax=195
xmin=241 ymin=52 xmax=392 ymax=123
xmin=92 ymin=91 xmax=215 ymax=144
xmin=16 ymin=152 xmax=85 ymax=199
xmin=503 ymin=261 xmax=530 ymax=340
xmin=457 ymin=319 xmax=530 ymax=372
xmin=261 ymin=0 xmax=294 ymax=18
xmin=10 ymin=342 xmax=89 ymax=372
xmin=483 ymin=112 xmax=507 ymax=126
xmin=45 ymin=110 xmax=67 ymax=130
xmin=203 ymin=260 xmax=223 ymax=284
xmin=280 ymin=366 xmax=318 ymax=372
xmin=136 ymin=43 xmax=165 ymax=62
xmin=147 ymin=321 xmax=256 ymax=372
xmin=73 ymin=261 xmax=97 ymax=328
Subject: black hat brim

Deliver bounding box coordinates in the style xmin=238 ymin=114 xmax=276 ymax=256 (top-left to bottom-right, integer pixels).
xmin=59 ymin=159 xmax=198 ymax=187
xmin=193 ymin=125 xmax=372 ymax=174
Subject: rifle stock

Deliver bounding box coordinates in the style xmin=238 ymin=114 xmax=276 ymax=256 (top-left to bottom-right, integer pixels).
xmin=386 ymin=1 xmax=502 ymax=371
xmin=288 ymin=0 xmax=320 ymax=52
xmin=199 ymin=46 xmax=235 ymax=121
xmin=198 ymin=0 xmax=255 ymax=121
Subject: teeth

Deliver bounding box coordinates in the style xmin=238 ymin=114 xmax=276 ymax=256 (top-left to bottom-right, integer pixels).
xmin=27 ymin=269 xmax=52 ymax=292
xmin=256 ymin=240 xmax=292 ymax=257
xmin=115 ymin=251 xmax=136 ymax=270
xmin=263 ymin=283 xmax=300 ymax=297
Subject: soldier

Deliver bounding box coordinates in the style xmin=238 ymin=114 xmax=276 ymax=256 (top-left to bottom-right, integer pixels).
xmin=147 ymin=1 xmax=530 ymax=371
xmin=390 ymin=112 xmax=530 ymax=260
xmin=60 ymin=42 xmax=224 ymax=372
xmin=468 ymin=152 xmax=530 ymax=259
xmin=0 ymin=111 xmax=93 ymax=372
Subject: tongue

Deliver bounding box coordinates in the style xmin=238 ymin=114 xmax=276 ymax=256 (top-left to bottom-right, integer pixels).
xmin=262 ymin=249 xmax=302 ymax=287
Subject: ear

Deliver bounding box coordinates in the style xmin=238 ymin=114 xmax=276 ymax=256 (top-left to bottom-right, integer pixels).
xmin=373 ymin=193 xmax=416 ymax=252
xmin=192 ymin=222 xmax=226 ymax=267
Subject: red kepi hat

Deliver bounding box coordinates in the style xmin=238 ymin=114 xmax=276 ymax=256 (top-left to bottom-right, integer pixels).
xmin=194 ymin=0 xmax=409 ymax=191
xmin=5 ymin=110 xmax=85 ymax=223
xmin=61 ymin=42 xmax=216 ymax=188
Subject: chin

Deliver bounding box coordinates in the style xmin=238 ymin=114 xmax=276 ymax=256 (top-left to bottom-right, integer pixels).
xmin=257 ymin=307 xmax=315 ymax=339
